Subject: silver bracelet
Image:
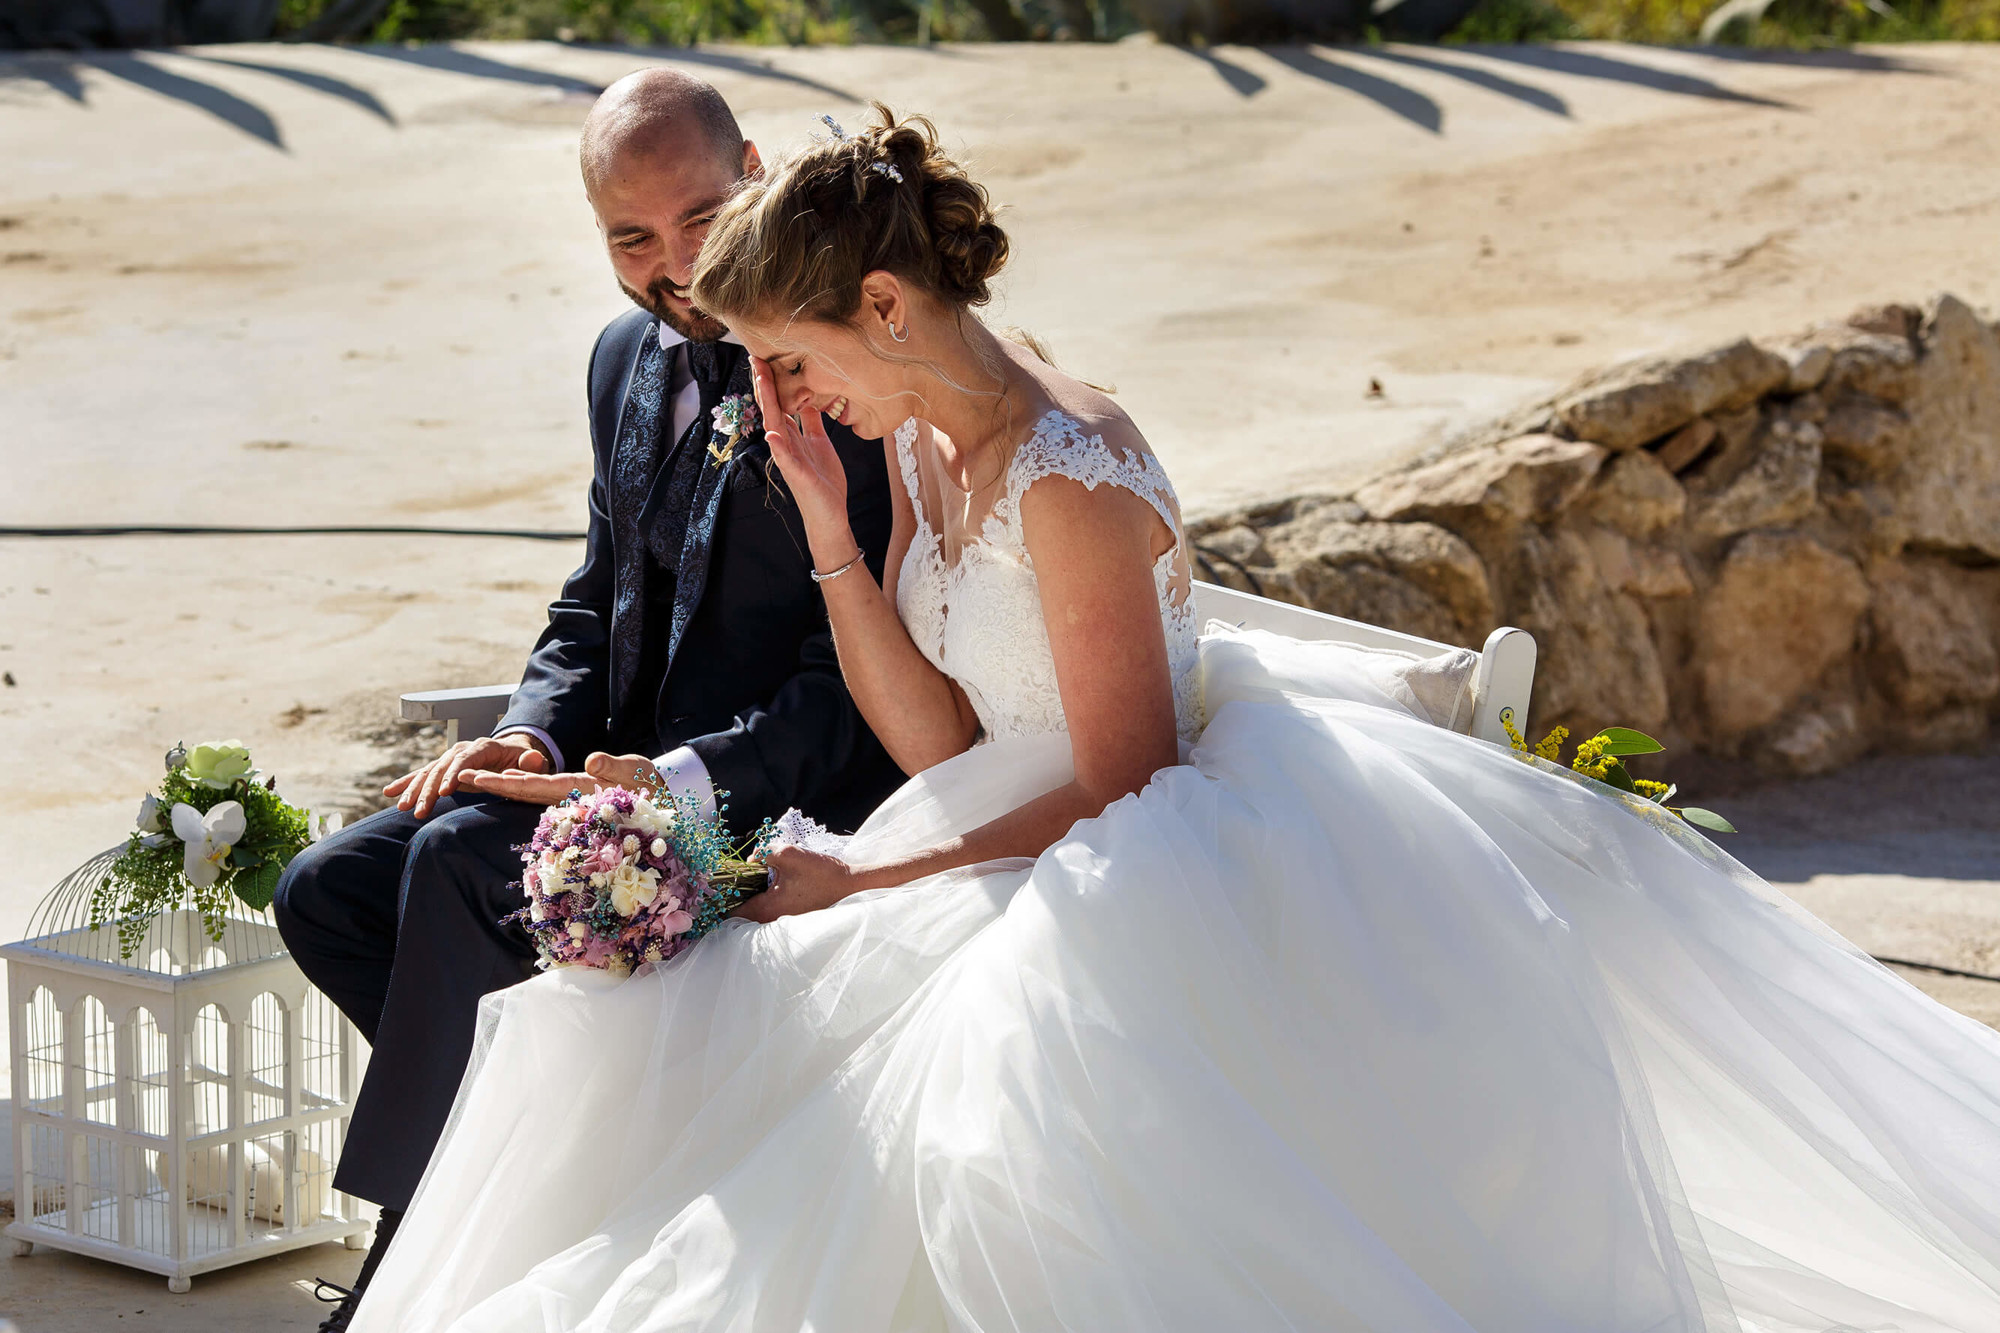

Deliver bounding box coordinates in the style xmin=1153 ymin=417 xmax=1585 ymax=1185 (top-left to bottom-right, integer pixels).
xmin=810 ymin=549 xmax=866 ymax=584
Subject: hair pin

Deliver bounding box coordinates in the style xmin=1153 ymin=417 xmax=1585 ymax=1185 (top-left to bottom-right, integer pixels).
xmin=818 ymin=113 xmax=848 ymax=141
xmin=869 ymin=161 xmax=904 ymax=184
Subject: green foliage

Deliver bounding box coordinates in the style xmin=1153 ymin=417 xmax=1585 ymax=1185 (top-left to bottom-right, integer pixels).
xmin=1442 ymin=0 xmax=2000 ymax=43
xmin=274 ymin=0 xmax=1033 ymax=43
xmin=1444 ymin=0 xmax=1579 ymax=42
xmin=1502 ymin=715 xmax=1735 ymax=836
xmin=1594 ymin=727 xmax=1666 ymax=758
xmin=98 ymin=750 xmax=313 ymax=958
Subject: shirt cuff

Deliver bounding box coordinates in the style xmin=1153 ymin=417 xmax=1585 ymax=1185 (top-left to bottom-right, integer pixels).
xmin=650 ymin=745 xmax=717 ymax=823
xmin=493 ymin=725 xmax=563 ymax=774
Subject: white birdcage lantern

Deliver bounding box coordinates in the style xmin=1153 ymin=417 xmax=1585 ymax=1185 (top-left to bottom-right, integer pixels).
xmin=4 ymin=848 xmax=369 ymax=1291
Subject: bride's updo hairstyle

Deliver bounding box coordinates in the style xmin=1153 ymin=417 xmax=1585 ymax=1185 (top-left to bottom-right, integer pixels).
xmin=690 ymin=104 xmax=1009 ymax=334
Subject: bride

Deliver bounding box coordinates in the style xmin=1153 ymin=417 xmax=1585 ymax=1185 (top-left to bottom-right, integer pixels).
xmin=353 ymin=110 xmax=2000 ymax=1332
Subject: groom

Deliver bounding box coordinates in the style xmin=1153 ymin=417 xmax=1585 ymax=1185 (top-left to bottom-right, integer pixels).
xmin=274 ymin=69 xmax=904 ymax=1330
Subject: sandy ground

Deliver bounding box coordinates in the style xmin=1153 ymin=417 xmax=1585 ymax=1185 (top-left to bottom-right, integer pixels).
xmin=3 ymin=36 xmax=2000 ymax=1326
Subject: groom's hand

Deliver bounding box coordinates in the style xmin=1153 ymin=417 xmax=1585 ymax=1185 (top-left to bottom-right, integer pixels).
xmin=386 ymin=734 xmax=549 ymax=819
xmin=460 ymin=752 xmax=660 ymax=807
xmin=457 ymin=767 xmax=601 ymax=805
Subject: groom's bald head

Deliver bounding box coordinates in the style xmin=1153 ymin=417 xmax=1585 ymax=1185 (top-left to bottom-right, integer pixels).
xmin=581 ymin=68 xmax=744 ymax=194
xmin=581 ymin=69 xmax=759 ymax=341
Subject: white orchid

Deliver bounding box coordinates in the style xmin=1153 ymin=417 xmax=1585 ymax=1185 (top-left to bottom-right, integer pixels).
xmin=172 ymin=801 xmax=246 ymax=888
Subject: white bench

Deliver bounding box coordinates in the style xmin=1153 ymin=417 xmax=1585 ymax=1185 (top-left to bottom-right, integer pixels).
xmin=401 ymin=583 xmax=1536 ymax=751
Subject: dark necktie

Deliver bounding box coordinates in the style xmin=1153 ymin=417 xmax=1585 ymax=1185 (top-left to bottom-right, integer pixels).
xmin=687 ymin=338 xmax=727 ymax=397
xmin=648 ymin=340 xmax=737 ymax=566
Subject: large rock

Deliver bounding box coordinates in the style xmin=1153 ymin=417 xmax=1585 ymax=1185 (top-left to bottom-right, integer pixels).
xmin=1823 ymin=331 xmax=1920 ymax=404
xmin=1505 ymin=528 xmax=1671 ymax=736
xmin=1354 ymin=435 xmax=1606 ymax=529
xmin=1889 ymin=294 xmax=2000 ymax=559
xmin=1584 ymin=450 xmax=1687 ymax=539
xmin=1253 ymin=513 xmax=1495 ymax=647
xmin=1820 ymin=400 xmax=1910 ymax=478
xmin=1698 ymin=534 xmax=1871 ymax=742
xmin=1689 ymin=420 xmax=1823 ymax=541
xmin=1761 ymin=699 xmax=1869 ymax=777
xmin=1554 ymin=339 xmax=1790 ymax=450
xmin=1583 ymin=526 xmax=1695 ymax=599
xmin=1868 ymin=559 xmax=2000 ymax=715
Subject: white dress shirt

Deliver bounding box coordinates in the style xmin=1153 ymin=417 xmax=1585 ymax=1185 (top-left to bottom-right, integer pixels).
xmin=496 ymin=321 xmax=749 ymax=822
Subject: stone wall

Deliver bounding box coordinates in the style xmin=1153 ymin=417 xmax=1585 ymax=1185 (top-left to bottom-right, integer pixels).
xmin=1191 ymin=293 xmax=2000 ymax=774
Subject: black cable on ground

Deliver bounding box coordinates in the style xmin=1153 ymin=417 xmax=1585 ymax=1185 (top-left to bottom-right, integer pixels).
xmin=0 ymin=524 xmax=587 ymax=541
xmin=1870 ymin=955 xmax=2000 ymax=986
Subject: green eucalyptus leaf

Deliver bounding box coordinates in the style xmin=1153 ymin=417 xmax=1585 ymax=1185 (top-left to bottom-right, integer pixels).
xmin=1601 ymin=759 xmax=1639 ymax=793
xmin=1595 ymin=727 xmax=1666 ymax=757
xmin=1677 ymin=807 xmax=1737 ymax=834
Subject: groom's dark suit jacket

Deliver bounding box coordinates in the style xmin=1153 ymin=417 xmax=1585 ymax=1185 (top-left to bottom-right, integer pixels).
xmin=497 ymin=306 xmax=903 ymax=834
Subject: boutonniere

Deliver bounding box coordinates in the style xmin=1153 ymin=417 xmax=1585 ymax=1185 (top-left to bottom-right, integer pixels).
xmin=708 ymin=394 xmax=760 ymax=469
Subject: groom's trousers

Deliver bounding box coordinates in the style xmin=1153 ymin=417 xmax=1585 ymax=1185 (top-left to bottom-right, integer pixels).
xmin=273 ymin=792 xmax=542 ymax=1211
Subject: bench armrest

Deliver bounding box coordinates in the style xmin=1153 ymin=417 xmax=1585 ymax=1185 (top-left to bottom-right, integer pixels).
xmin=399 ymin=685 xmax=517 ymax=746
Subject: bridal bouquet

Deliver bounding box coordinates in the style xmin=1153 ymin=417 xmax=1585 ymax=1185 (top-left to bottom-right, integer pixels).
xmin=507 ymin=786 xmax=770 ymax=977
xmin=99 ymin=741 xmax=316 ymax=956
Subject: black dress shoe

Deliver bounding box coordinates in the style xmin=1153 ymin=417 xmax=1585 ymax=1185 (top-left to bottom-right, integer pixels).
xmin=312 ymin=1209 xmax=402 ymax=1332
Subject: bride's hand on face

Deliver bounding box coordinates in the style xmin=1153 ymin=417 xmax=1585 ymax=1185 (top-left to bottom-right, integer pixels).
xmin=751 ymin=357 xmax=853 ymax=560
xmin=732 ymin=844 xmax=868 ymax=922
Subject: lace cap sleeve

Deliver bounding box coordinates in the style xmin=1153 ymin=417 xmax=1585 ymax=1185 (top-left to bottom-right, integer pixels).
xmin=997 ymin=411 xmax=1183 ymax=539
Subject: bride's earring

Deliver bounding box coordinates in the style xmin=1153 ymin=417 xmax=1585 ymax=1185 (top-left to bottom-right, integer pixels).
xmin=888 ymin=322 xmax=909 ymax=344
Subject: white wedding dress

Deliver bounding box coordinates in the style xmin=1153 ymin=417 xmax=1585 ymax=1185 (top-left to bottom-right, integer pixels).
xmin=355 ymin=411 xmax=2000 ymax=1333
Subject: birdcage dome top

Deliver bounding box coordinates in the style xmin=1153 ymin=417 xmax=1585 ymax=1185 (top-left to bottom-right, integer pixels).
xmin=3 ymin=847 xmax=287 ymax=980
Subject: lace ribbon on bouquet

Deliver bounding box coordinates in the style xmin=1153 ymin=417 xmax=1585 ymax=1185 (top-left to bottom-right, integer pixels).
xmin=768 ymin=809 xmax=851 ymax=858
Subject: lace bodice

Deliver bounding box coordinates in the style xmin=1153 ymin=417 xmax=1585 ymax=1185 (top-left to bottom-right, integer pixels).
xmin=892 ymin=410 xmax=1201 ymax=744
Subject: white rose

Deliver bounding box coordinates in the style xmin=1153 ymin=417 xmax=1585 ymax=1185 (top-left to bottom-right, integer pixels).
xmin=590 ymin=871 xmax=608 ymax=889
xmin=630 ymin=795 xmax=677 ymax=836
xmin=137 ymin=793 xmax=165 ymax=834
xmin=538 ymin=864 xmax=564 ymax=896
xmin=608 ymin=863 xmax=661 ymax=916
xmin=566 ymin=922 xmax=588 ymax=942
xmin=185 ymin=741 xmax=254 ymax=790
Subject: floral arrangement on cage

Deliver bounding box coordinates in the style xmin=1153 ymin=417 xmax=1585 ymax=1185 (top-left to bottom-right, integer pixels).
xmin=1498 ymin=711 xmax=1737 ymax=834
xmin=96 ymin=742 xmax=317 ymax=957
xmin=505 ymin=783 xmax=773 ymax=977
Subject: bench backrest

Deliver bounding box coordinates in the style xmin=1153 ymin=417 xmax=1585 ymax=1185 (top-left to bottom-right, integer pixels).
xmin=1191 ymin=583 xmax=1537 ymax=748
xmin=402 ymin=583 xmax=1537 ymax=751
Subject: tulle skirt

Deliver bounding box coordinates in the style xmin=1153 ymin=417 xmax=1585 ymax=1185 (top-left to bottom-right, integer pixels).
xmin=353 ymin=629 xmax=2000 ymax=1333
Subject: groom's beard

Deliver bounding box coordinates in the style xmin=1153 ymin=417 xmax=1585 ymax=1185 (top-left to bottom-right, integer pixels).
xmin=623 ymin=276 xmax=730 ymax=344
